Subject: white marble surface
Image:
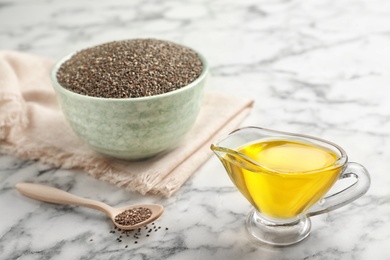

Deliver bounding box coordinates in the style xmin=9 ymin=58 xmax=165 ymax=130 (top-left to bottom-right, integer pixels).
xmin=1 ymin=0 xmax=390 ymax=259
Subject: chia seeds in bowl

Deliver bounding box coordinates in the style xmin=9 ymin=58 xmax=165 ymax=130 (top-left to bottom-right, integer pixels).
xmin=56 ymin=39 xmax=204 ymax=99
xmin=51 ymin=39 xmax=208 ymax=160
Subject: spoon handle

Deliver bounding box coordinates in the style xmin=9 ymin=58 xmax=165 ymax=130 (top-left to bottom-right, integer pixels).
xmin=16 ymin=183 xmax=113 ymax=214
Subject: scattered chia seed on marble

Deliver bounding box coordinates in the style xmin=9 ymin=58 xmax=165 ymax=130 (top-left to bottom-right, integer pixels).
xmin=57 ymin=39 xmax=203 ymax=98
xmin=109 ymin=222 xmax=169 ymax=249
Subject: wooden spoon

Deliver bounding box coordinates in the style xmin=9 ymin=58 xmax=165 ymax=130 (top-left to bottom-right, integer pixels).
xmin=16 ymin=183 xmax=164 ymax=230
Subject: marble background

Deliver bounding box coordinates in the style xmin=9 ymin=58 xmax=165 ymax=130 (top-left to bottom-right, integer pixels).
xmin=1 ymin=0 xmax=390 ymax=259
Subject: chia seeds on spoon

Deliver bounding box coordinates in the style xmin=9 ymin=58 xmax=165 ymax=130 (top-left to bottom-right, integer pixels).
xmin=114 ymin=207 xmax=152 ymax=226
xmin=56 ymin=39 xmax=203 ymax=98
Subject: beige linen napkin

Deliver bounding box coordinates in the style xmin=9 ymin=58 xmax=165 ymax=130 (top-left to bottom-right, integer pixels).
xmin=0 ymin=50 xmax=253 ymax=197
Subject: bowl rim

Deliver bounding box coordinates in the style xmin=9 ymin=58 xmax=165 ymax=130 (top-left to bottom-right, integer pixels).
xmin=50 ymin=41 xmax=209 ymax=102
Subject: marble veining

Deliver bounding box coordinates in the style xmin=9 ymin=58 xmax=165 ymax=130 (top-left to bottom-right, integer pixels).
xmin=1 ymin=0 xmax=390 ymax=259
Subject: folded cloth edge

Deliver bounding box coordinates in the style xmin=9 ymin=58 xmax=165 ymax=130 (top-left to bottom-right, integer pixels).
xmin=149 ymin=104 xmax=253 ymax=197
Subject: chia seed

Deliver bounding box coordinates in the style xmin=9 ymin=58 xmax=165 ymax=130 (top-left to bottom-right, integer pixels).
xmin=109 ymin=223 xmax=169 ymax=249
xmin=114 ymin=207 xmax=152 ymax=226
xmin=56 ymin=39 xmax=203 ymax=98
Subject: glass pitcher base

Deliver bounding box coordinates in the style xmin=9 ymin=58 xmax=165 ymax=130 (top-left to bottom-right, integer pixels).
xmin=245 ymin=209 xmax=311 ymax=246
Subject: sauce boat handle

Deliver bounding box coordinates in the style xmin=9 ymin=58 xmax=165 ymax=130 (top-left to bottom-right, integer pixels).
xmin=306 ymin=162 xmax=371 ymax=217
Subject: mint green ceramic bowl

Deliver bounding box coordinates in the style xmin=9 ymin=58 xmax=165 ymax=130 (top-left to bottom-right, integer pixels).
xmin=51 ymin=47 xmax=208 ymax=160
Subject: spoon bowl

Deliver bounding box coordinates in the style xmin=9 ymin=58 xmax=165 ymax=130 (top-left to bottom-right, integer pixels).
xmin=16 ymin=183 xmax=164 ymax=230
xmin=110 ymin=204 xmax=164 ymax=230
